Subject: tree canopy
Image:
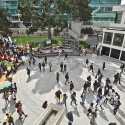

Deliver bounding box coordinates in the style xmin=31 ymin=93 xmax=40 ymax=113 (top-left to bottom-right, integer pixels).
xmin=0 ymin=8 xmax=12 ymax=36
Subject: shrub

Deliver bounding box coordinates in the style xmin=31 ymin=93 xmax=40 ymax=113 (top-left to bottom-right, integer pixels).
xmin=80 ymin=41 xmax=88 ymax=49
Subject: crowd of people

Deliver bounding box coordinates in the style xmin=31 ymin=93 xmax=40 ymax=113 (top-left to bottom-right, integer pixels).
xmin=1 ymin=39 xmax=125 ymax=125
xmin=0 ymin=37 xmax=29 ymax=79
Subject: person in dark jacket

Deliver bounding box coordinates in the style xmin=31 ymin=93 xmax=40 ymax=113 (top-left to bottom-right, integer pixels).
xmin=69 ymin=81 xmax=74 ymax=93
xmin=85 ymin=59 xmax=89 ymax=67
xmin=102 ymin=62 xmax=105 ymax=70
xmin=70 ymin=92 xmax=77 ymax=106
xmin=113 ymin=101 xmax=121 ymax=115
xmin=65 ymin=72 xmax=69 ymax=85
xmin=56 ymin=72 xmax=59 ymax=83
xmin=55 ymin=90 xmax=62 ymax=104
xmin=44 ymin=56 xmax=47 ymax=64
xmin=113 ymin=73 xmax=119 ymax=84
xmin=38 ymin=63 xmax=41 ymax=72
xmin=26 ymin=67 xmax=30 ymax=77
xmin=88 ymin=63 xmax=94 ymax=73
xmin=66 ymin=111 xmax=73 ymax=125
xmin=60 ymin=62 xmax=63 ymax=72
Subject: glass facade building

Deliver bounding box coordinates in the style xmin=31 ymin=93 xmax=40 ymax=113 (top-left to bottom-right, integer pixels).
xmin=89 ymin=0 xmax=121 ymax=26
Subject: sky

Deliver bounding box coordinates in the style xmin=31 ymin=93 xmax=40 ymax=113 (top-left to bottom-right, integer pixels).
xmin=121 ymin=0 xmax=125 ymax=4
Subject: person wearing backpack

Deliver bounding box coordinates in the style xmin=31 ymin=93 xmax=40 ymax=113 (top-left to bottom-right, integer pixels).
xmin=70 ymin=92 xmax=77 ymax=106
xmin=87 ymin=103 xmax=94 ymax=116
xmin=66 ymin=111 xmax=73 ymax=125
xmin=65 ymin=72 xmax=69 ymax=85
xmin=38 ymin=63 xmax=42 ymax=72
xmin=88 ymin=63 xmax=94 ymax=73
xmin=5 ymin=113 xmax=15 ymax=125
xmin=61 ymin=94 xmax=68 ymax=107
xmin=113 ymin=73 xmax=119 ymax=84
xmin=80 ymin=91 xmax=86 ymax=105
xmin=113 ymin=101 xmax=121 ymax=115
xmin=96 ymin=96 xmax=103 ymax=110
xmin=90 ymin=109 xmax=97 ymax=124
xmin=69 ymin=81 xmax=74 ymax=93
xmin=26 ymin=67 xmax=30 ymax=77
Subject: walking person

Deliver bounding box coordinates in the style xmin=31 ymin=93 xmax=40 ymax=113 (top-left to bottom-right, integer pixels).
xmin=38 ymin=63 xmax=41 ymax=72
xmin=18 ymin=103 xmax=28 ymax=119
xmin=66 ymin=111 xmax=73 ymax=125
xmin=93 ymin=46 xmax=95 ymax=53
xmin=44 ymin=56 xmax=47 ymax=64
xmin=85 ymin=59 xmax=89 ymax=67
xmin=42 ymin=62 xmax=45 ymax=72
xmin=2 ymin=92 xmax=9 ymax=105
xmin=102 ymin=62 xmax=105 ymax=70
xmin=87 ymin=103 xmax=94 ymax=116
xmin=70 ymin=92 xmax=77 ymax=106
xmin=80 ymin=91 xmax=86 ymax=105
xmin=63 ymin=64 xmax=67 ymax=73
xmin=26 ymin=67 xmax=30 ymax=77
xmin=5 ymin=113 xmax=15 ymax=125
xmin=32 ymin=57 xmax=36 ymax=65
xmin=64 ymin=53 xmax=68 ymax=60
xmin=118 ymin=71 xmax=122 ymax=84
xmin=96 ymin=96 xmax=103 ymax=110
xmin=28 ymin=59 xmax=31 ymax=66
xmin=88 ymin=63 xmax=94 ymax=73
xmin=69 ymin=81 xmax=74 ymax=93
xmin=60 ymin=62 xmax=63 ymax=72
xmin=90 ymin=109 xmax=97 ymax=125
xmin=61 ymin=94 xmax=68 ymax=107
xmin=113 ymin=101 xmax=121 ymax=115
xmin=55 ymin=90 xmax=62 ymax=104
xmin=93 ymin=80 xmax=98 ymax=93
xmin=113 ymin=73 xmax=119 ymax=84
xmin=49 ymin=62 xmax=52 ymax=72
xmin=65 ymin=72 xmax=69 ymax=85
xmin=56 ymin=72 xmax=59 ymax=83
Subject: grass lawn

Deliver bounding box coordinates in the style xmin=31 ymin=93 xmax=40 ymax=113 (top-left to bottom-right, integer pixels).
xmin=11 ymin=36 xmax=48 ymax=46
xmin=0 ymin=61 xmax=14 ymax=67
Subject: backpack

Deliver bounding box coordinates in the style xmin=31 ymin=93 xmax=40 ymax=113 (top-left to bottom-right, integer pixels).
xmin=80 ymin=93 xmax=83 ymax=98
xmin=15 ymin=103 xmax=18 ymax=108
xmin=70 ymin=94 xmax=74 ymax=99
xmin=8 ymin=116 xmax=13 ymax=123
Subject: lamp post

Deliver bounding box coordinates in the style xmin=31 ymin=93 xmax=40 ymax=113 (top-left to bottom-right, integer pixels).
xmin=19 ymin=28 xmax=22 ymax=46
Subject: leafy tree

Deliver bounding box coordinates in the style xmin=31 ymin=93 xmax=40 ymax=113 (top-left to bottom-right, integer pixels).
xmin=81 ymin=27 xmax=93 ymax=34
xmin=0 ymin=8 xmax=12 ymax=36
xmin=67 ymin=0 xmax=93 ymax=21
xmin=19 ymin=0 xmax=68 ymax=39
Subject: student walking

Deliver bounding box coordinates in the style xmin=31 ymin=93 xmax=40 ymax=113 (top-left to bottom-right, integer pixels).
xmin=32 ymin=58 xmax=36 ymax=65
xmin=113 ymin=73 xmax=119 ymax=84
xmin=60 ymin=62 xmax=63 ymax=72
xmin=2 ymin=92 xmax=9 ymax=105
xmin=85 ymin=59 xmax=89 ymax=67
xmin=87 ymin=103 xmax=94 ymax=116
xmin=66 ymin=111 xmax=73 ymax=125
xmin=42 ymin=62 xmax=45 ymax=72
xmin=70 ymin=92 xmax=77 ymax=106
xmin=102 ymin=62 xmax=105 ymax=70
xmin=113 ymin=101 xmax=121 ymax=115
xmin=69 ymin=81 xmax=74 ymax=93
xmin=56 ymin=72 xmax=59 ymax=83
xmin=26 ymin=67 xmax=30 ymax=77
xmin=90 ymin=109 xmax=97 ymax=125
xmin=88 ymin=63 xmax=94 ymax=73
xmin=63 ymin=64 xmax=67 ymax=73
xmin=5 ymin=113 xmax=15 ymax=125
xmin=118 ymin=71 xmax=122 ymax=84
xmin=28 ymin=59 xmax=31 ymax=66
xmin=44 ymin=56 xmax=47 ymax=64
xmin=61 ymin=94 xmax=68 ymax=107
xmin=55 ymin=90 xmax=62 ymax=104
xmin=64 ymin=53 xmax=68 ymax=60
xmin=49 ymin=62 xmax=52 ymax=72
xmin=38 ymin=63 xmax=42 ymax=72
xmin=65 ymin=73 xmax=69 ymax=85
xmin=80 ymin=91 xmax=86 ymax=105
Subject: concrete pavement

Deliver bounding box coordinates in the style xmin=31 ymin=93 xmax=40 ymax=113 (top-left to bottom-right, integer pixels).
xmin=0 ymin=54 xmax=125 ymax=125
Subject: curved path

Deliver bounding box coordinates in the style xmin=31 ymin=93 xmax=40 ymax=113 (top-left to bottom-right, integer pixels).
xmin=14 ymin=54 xmax=125 ymax=125
xmin=1 ymin=54 xmax=125 ymax=125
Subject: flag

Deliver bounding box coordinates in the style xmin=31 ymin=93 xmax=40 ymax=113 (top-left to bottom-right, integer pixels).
xmin=58 ymin=51 xmax=62 ymax=57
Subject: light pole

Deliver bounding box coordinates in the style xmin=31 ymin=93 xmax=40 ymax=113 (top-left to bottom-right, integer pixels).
xmin=19 ymin=28 xmax=22 ymax=46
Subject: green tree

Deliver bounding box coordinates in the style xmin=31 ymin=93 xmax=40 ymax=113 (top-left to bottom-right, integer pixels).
xmin=67 ymin=0 xmax=93 ymax=21
xmin=0 ymin=8 xmax=12 ymax=36
xmin=20 ymin=0 xmax=68 ymax=39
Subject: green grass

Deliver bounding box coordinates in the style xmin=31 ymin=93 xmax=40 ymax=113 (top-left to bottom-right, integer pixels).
xmin=11 ymin=36 xmax=63 ymax=47
xmin=11 ymin=36 xmax=48 ymax=46
xmin=0 ymin=61 xmax=14 ymax=67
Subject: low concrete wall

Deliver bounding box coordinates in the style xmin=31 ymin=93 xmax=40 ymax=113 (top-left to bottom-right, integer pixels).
xmin=33 ymin=103 xmax=65 ymax=125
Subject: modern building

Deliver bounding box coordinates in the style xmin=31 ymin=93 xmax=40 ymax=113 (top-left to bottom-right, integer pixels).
xmin=0 ymin=0 xmax=25 ymax=31
xmin=101 ymin=4 xmax=125 ymax=60
xmin=89 ymin=0 xmax=121 ymax=27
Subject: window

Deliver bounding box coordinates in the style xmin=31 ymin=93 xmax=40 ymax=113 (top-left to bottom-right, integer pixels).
xmin=103 ymin=32 xmax=113 ymax=45
xmin=120 ymin=51 xmax=125 ymax=61
xmin=102 ymin=46 xmax=110 ymax=56
xmin=115 ymin=13 xmax=122 ymax=23
xmin=110 ymin=49 xmax=120 ymax=59
xmin=113 ymin=33 xmax=124 ymax=47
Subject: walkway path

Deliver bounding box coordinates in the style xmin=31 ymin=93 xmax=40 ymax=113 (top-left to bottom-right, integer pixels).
xmin=0 ymin=54 xmax=125 ymax=125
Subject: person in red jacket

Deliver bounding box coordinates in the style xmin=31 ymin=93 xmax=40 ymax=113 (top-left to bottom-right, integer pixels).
xmin=42 ymin=101 xmax=48 ymax=109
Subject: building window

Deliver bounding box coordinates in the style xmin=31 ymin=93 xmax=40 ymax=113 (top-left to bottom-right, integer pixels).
xmin=113 ymin=33 xmax=124 ymax=47
xmin=120 ymin=51 xmax=125 ymax=61
xmin=102 ymin=46 xmax=110 ymax=56
xmin=103 ymin=32 xmax=113 ymax=45
xmin=115 ymin=13 xmax=122 ymax=23
xmin=110 ymin=49 xmax=120 ymax=59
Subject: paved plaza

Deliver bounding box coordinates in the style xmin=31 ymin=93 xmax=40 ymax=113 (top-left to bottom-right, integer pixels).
xmin=0 ymin=54 xmax=125 ymax=125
